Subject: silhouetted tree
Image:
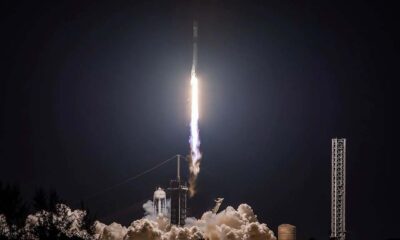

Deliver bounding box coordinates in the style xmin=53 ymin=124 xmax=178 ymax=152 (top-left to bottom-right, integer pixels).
xmin=31 ymin=216 xmax=60 ymax=239
xmin=27 ymin=204 xmax=90 ymax=240
xmin=49 ymin=189 xmax=61 ymax=212
xmin=0 ymin=182 xmax=28 ymax=227
xmin=33 ymin=188 xmax=48 ymax=211
xmin=80 ymin=201 xmax=96 ymax=235
xmin=1 ymin=183 xmax=90 ymax=239
xmin=30 ymin=216 xmax=76 ymax=239
xmin=33 ymin=188 xmax=64 ymax=212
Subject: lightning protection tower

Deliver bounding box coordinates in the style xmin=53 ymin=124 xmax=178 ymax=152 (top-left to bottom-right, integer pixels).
xmin=331 ymin=138 xmax=346 ymax=240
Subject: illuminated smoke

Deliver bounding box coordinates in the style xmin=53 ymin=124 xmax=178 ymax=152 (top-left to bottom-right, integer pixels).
xmin=189 ymin=71 xmax=201 ymax=197
xmin=94 ymin=203 xmax=276 ymax=240
xmin=3 ymin=203 xmax=276 ymax=240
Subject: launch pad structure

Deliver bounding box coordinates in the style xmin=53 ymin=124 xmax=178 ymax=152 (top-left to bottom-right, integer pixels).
xmin=168 ymin=155 xmax=188 ymax=226
xmin=167 ymin=20 xmax=198 ymax=227
xmin=331 ymin=138 xmax=346 ymax=240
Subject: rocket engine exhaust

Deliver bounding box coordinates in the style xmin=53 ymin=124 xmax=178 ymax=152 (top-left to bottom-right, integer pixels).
xmin=189 ymin=21 xmax=201 ymax=197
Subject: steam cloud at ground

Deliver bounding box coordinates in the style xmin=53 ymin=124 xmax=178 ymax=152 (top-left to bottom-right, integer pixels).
xmin=1 ymin=202 xmax=276 ymax=240
xmin=95 ymin=201 xmax=276 ymax=240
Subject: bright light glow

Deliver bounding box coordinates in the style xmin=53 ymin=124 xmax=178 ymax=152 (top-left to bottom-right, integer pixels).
xmin=190 ymin=72 xmax=201 ymax=175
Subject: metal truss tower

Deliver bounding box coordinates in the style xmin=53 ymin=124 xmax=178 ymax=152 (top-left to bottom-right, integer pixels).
xmin=168 ymin=155 xmax=188 ymax=226
xmin=331 ymin=138 xmax=346 ymax=240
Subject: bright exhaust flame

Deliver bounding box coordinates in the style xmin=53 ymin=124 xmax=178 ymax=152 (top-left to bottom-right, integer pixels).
xmin=189 ymin=71 xmax=201 ymax=196
xmin=190 ymin=72 xmax=201 ymax=173
xmin=189 ymin=20 xmax=200 ymax=197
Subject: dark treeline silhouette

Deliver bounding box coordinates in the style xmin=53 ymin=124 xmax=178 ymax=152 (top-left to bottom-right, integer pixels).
xmin=0 ymin=181 xmax=95 ymax=240
xmin=33 ymin=188 xmax=62 ymax=213
xmin=0 ymin=182 xmax=28 ymax=228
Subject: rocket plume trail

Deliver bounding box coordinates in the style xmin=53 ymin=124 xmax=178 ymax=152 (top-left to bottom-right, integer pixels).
xmin=189 ymin=21 xmax=201 ymax=197
xmin=190 ymin=72 xmax=201 ymax=174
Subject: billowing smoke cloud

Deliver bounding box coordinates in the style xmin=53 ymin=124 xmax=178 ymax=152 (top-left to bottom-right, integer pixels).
xmin=142 ymin=199 xmax=171 ymax=219
xmin=0 ymin=215 xmax=10 ymax=238
xmin=188 ymin=156 xmax=201 ymax=198
xmin=95 ymin=203 xmax=276 ymax=240
xmin=143 ymin=200 xmax=155 ymax=216
xmin=25 ymin=204 xmax=92 ymax=239
xmin=0 ymin=203 xmax=275 ymax=240
xmin=95 ymin=222 xmax=127 ymax=240
xmin=0 ymin=204 xmax=92 ymax=239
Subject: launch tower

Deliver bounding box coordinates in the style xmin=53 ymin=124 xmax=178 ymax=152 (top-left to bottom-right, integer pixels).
xmin=331 ymin=138 xmax=346 ymax=240
xmin=168 ymin=155 xmax=188 ymax=226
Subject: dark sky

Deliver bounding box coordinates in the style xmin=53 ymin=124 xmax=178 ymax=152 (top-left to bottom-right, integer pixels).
xmin=0 ymin=1 xmax=396 ymax=239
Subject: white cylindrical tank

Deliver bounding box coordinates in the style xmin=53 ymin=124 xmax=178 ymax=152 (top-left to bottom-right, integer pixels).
xmin=153 ymin=187 xmax=167 ymax=216
xmin=278 ymin=224 xmax=296 ymax=240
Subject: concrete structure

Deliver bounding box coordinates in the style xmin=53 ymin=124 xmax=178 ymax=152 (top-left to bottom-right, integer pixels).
xmin=278 ymin=224 xmax=296 ymax=240
xmin=331 ymin=138 xmax=346 ymax=240
xmin=168 ymin=155 xmax=188 ymax=226
xmin=153 ymin=187 xmax=167 ymax=216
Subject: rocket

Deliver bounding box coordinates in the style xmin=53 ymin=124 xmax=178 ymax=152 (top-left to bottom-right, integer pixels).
xmin=192 ymin=21 xmax=198 ymax=76
xmin=189 ymin=20 xmax=201 ymax=191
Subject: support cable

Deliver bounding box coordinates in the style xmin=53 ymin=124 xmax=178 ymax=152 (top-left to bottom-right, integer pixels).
xmin=82 ymin=155 xmax=178 ymax=201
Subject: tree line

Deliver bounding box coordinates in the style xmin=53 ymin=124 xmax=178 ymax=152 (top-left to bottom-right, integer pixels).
xmin=0 ymin=181 xmax=95 ymax=240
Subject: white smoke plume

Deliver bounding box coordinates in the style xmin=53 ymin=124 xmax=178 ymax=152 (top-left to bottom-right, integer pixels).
xmin=95 ymin=222 xmax=127 ymax=240
xmin=188 ymin=156 xmax=201 ymax=198
xmin=25 ymin=204 xmax=91 ymax=239
xmin=0 ymin=202 xmax=275 ymax=240
xmin=143 ymin=200 xmax=155 ymax=216
xmin=0 ymin=214 xmax=10 ymax=238
xmin=142 ymin=199 xmax=171 ymax=219
xmin=95 ymin=203 xmax=276 ymax=240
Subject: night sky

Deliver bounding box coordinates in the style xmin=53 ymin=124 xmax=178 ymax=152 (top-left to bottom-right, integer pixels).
xmin=0 ymin=1 xmax=396 ymax=239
